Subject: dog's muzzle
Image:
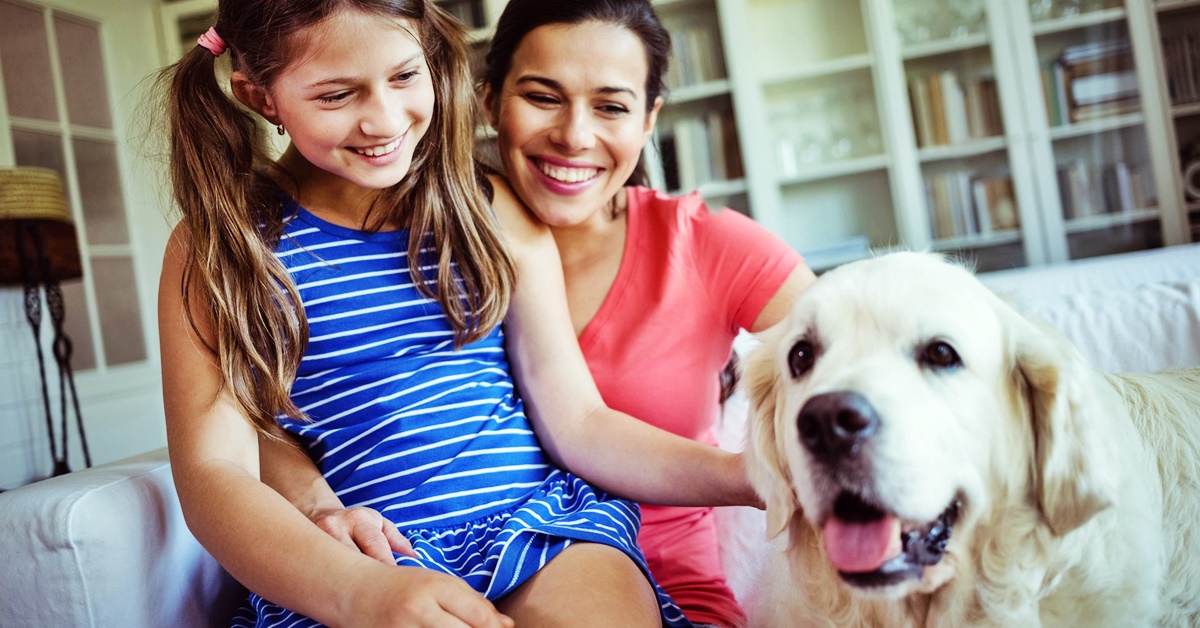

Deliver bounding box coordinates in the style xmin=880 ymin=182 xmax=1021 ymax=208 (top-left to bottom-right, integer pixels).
xmin=797 ymin=391 xmax=962 ymax=588
xmin=836 ymin=496 xmax=961 ymax=588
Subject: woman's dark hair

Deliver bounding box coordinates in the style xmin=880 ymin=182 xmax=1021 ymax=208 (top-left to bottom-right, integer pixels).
xmin=482 ymin=0 xmax=671 ymax=187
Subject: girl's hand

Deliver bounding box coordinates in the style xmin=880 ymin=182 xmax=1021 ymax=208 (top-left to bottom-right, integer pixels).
xmin=311 ymin=506 xmax=417 ymax=564
xmin=347 ymin=563 xmax=515 ymax=628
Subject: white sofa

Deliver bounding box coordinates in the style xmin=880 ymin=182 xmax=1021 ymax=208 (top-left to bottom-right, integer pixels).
xmin=1 ymin=244 xmax=1197 ymax=628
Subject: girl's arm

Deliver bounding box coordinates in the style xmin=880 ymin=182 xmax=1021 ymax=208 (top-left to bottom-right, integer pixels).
xmin=488 ymin=177 xmax=758 ymax=508
xmin=258 ymin=429 xmax=414 ymax=564
xmin=159 ymin=227 xmax=510 ymax=628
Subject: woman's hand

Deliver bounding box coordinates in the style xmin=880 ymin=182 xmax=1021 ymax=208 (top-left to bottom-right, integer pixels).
xmin=346 ymin=562 xmax=515 ymax=628
xmin=311 ymin=505 xmax=417 ymax=564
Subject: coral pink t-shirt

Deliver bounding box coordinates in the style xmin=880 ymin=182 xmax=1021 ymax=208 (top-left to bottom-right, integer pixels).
xmin=578 ymin=187 xmax=803 ymax=626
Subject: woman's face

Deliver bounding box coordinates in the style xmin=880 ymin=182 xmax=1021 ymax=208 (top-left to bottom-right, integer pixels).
xmin=486 ymin=21 xmax=661 ymax=229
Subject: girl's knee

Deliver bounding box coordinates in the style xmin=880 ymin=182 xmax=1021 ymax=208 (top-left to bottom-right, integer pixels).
xmin=498 ymin=543 xmax=659 ymax=626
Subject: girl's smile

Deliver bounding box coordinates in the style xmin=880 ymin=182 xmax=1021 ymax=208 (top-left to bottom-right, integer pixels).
xmin=352 ymin=134 xmax=405 ymax=158
xmin=258 ymin=9 xmax=434 ymax=212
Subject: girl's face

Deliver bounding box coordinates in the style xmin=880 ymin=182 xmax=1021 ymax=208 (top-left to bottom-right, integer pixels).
xmin=264 ymin=10 xmax=435 ymax=197
xmin=486 ymin=21 xmax=661 ymax=230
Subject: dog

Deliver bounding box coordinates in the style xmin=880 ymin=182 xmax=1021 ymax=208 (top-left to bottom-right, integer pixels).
xmin=742 ymin=252 xmax=1200 ymax=627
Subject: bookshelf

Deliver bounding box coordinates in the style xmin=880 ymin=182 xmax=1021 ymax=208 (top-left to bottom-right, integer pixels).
xmin=1152 ymin=0 xmax=1200 ymax=241
xmin=714 ymin=0 xmax=1192 ymax=272
xmin=645 ymin=0 xmax=749 ymax=213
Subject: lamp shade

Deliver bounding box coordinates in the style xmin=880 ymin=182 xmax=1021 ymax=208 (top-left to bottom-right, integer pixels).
xmin=0 ymin=166 xmax=82 ymax=284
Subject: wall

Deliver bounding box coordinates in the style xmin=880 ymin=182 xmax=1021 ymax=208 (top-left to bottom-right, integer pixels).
xmin=0 ymin=288 xmax=167 ymax=488
xmin=0 ymin=0 xmax=172 ymax=489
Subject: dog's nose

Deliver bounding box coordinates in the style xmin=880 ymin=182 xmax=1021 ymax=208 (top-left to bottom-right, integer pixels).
xmin=797 ymin=391 xmax=880 ymax=460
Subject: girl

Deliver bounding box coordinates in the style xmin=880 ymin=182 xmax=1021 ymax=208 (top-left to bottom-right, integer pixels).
xmin=158 ymin=0 xmax=756 ymax=626
xmin=270 ymin=1 xmax=816 ymax=626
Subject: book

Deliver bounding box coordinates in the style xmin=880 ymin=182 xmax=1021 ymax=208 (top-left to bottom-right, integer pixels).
xmin=720 ymin=113 xmax=744 ymax=180
xmin=972 ymin=176 xmax=1018 ymax=231
xmin=962 ymin=76 xmax=1001 ymax=139
xmin=941 ymin=71 xmax=969 ymax=145
xmin=925 ymin=175 xmax=955 ymax=239
xmin=1070 ymin=69 xmax=1139 ymax=106
xmin=1052 ymin=62 xmax=1070 ymax=126
xmin=972 ymin=178 xmax=992 ymax=235
xmin=673 ymin=117 xmax=712 ymax=189
xmin=1102 ymin=161 xmax=1135 ymax=214
xmin=1071 ymin=97 xmax=1140 ymax=122
xmin=928 ymin=73 xmax=948 ymax=146
xmin=706 ymin=110 xmax=728 ymax=182
xmin=987 ymin=178 xmax=1019 ymax=230
xmin=1061 ymin=39 xmax=1131 ymax=64
xmin=1066 ymin=50 xmax=1135 ymax=79
xmin=1042 ymin=65 xmax=1058 ymax=126
xmin=909 ymin=76 xmax=935 ymax=147
xmin=954 ymin=172 xmax=977 ymax=235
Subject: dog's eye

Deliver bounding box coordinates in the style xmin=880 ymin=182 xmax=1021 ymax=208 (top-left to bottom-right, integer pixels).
xmin=921 ymin=341 xmax=962 ymax=369
xmin=788 ymin=340 xmax=816 ymax=378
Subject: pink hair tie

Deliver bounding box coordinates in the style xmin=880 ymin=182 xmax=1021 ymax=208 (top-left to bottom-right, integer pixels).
xmin=197 ymin=27 xmax=226 ymax=56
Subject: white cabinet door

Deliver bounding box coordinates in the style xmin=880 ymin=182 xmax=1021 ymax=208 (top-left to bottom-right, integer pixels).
xmin=999 ymin=0 xmax=1188 ymax=264
xmin=718 ymin=0 xmax=1191 ymax=272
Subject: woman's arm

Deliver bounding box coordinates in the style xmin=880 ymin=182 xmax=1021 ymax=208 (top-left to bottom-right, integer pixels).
xmin=159 ymin=227 xmax=508 ymax=628
xmin=488 ymin=177 xmax=758 ymax=508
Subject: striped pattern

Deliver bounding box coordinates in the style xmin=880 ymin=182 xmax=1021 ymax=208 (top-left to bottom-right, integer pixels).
xmin=234 ymin=204 xmax=691 ymax=627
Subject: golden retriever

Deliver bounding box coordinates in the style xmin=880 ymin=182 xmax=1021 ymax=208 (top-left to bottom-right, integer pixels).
xmin=742 ymin=252 xmax=1200 ymax=627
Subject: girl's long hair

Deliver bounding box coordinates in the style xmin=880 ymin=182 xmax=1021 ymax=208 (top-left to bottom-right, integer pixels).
xmin=158 ymin=0 xmax=514 ymax=435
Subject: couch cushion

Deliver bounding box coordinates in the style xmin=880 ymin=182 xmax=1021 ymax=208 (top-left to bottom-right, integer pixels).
xmin=981 ymin=245 xmax=1200 ymax=374
xmin=1018 ymin=280 xmax=1200 ymax=374
xmin=0 ymin=448 xmax=242 ymax=628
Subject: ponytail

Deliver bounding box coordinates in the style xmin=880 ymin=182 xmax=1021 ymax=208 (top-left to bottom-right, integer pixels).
xmin=159 ymin=45 xmax=307 ymax=434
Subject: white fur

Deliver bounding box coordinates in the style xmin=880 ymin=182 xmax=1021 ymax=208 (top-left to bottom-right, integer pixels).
xmin=743 ymin=252 xmax=1200 ymax=627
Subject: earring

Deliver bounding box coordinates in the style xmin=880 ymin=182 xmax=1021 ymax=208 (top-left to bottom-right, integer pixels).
xmin=276 ymin=124 xmax=285 ymax=136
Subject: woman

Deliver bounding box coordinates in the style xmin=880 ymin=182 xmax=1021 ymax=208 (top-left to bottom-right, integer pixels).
xmin=477 ymin=1 xmax=815 ymax=625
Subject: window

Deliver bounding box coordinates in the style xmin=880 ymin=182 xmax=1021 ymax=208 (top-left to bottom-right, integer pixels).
xmin=0 ymin=0 xmax=146 ymax=372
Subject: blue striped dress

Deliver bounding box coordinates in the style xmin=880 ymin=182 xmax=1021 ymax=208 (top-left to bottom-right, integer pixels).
xmin=233 ymin=202 xmax=692 ymax=627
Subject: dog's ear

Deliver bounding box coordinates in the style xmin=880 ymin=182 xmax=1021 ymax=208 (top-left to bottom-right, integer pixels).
xmin=1006 ymin=308 xmax=1116 ymax=536
xmin=743 ymin=334 xmax=802 ymax=538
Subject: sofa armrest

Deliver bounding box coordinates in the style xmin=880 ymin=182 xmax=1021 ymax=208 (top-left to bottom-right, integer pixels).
xmin=0 ymin=448 xmax=242 ymax=628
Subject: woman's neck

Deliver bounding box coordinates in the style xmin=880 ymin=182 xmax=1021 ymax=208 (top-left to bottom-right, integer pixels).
xmin=549 ymin=187 xmax=629 ymax=268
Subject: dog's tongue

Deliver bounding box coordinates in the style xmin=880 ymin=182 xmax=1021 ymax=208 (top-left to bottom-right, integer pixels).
xmin=823 ymin=515 xmax=902 ymax=573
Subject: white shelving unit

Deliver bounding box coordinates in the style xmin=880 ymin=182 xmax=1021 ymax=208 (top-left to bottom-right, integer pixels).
xmin=715 ymin=0 xmax=1193 ymax=272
